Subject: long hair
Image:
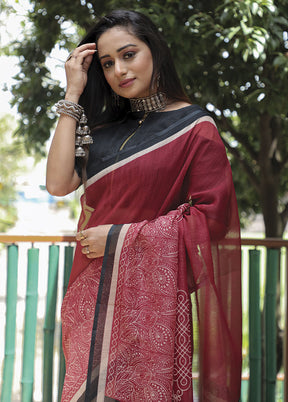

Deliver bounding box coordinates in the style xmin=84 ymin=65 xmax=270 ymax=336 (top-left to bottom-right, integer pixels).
xmin=78 ymin=10 xmax=190 ymax=128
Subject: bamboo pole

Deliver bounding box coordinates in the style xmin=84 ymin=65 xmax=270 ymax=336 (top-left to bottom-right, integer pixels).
xmin=248 ymin=249 xmax=261 ymax=402
xmin=1 ymin=245 xmax=18 ymax=402
xmin=284 ymin=246 xmax=288 ymax=402
xmin=264 ymin=248 xmax=279 ymax=402
xmin=21 ymin=247 xmax=39 ymax=402
xmin=241 ymin=378 xmax=249 ymax=401
xmin=43 ymin=245 xmax=59 ymax=402
xmin=57 ymin=245 xmax=74 ymax=402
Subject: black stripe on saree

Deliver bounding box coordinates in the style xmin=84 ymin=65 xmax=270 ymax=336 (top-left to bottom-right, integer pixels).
xmin=82 ymin=224 xmax=122 ymax=402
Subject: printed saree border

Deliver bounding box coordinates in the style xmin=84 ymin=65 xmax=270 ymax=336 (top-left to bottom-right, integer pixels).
xmin=83 ymin=224 xmax=130 ymax=402
xmin=95 ymin=224 xmax=130 ymax=402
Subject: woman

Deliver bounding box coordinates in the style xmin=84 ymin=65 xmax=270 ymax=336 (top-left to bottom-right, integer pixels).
xmin=46 ymin=10 xmax=242 ymax=402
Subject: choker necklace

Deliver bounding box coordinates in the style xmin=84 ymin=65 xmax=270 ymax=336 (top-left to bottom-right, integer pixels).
xmin=129 ymin=92 xmax=167 ymax=113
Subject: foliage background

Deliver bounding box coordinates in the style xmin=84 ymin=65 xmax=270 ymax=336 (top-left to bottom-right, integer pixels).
xmin=2 ymin=0 xmax=288 ymax=237
xmin=0 ymin=116 xmax=25 ymax=232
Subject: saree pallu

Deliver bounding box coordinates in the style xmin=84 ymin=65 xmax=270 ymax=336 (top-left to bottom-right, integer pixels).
xmin=61 ymin=109 xmax=242 ymax=401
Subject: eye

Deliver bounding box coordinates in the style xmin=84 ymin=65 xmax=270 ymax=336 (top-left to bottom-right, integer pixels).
xmin=123 ymin=51 xmax=136 ymax=60
xmin=102 ymin=60 xmax=113 ymax=69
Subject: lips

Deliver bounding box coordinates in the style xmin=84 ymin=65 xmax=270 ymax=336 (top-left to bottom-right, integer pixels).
xmin=119 ymin=78 xmax=135 ymax=88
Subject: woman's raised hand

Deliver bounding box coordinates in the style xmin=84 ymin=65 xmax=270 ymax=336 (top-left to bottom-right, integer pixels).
xmin=65 ymin=43 xmax=97 ymax=102
xmin=46 ymin=44 xmax=96 ymax=196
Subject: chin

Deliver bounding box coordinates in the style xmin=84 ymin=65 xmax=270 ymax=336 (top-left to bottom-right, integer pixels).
xmin=119 ymin=88 xmax=150 ymax=99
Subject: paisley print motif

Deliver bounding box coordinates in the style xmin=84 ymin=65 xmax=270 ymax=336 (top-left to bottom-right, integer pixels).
xmin=61 ymin=259 xmax=102 ymax=401
xmin=105 ymin=213 xmax=180 ymax=401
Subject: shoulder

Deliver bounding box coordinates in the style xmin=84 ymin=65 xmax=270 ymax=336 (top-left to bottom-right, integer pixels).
xmin=166 ymin=104 xmax=222 ymax=145
xmin=159 ymin=103 xmax=212 ymax=127
xmin=163 ymin=101 xmax=210 ymax=120
xmin=164 ymin=101 xmax=192 ymax=111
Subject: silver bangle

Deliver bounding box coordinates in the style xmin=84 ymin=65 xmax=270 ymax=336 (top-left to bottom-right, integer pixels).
xmin=55 ymin=100 xmax=84 ymax=122
xmin=54 ymin=100 xmax=93 ymax=158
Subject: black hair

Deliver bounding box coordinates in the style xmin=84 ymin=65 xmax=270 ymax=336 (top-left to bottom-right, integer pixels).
xmin=78 ymin=9 xmax=190 ymax=128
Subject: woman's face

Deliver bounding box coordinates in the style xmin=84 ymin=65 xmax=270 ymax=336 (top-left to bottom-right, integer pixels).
xmin=97 ymin=26 xmax=154 ymax=99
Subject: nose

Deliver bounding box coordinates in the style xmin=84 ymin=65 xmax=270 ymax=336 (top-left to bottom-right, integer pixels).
xmin=114 ymin=59 xmax=127 ymax=77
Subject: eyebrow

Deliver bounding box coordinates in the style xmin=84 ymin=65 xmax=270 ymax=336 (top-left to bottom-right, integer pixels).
xmin=99 ymin=44 xmax=137 ymax=60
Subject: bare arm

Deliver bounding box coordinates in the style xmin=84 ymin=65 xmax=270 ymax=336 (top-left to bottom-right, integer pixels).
xmin=46 ymin=43 xmax=96 ymax=196
xmin=46 ymin=114 xmax=81 ymax=195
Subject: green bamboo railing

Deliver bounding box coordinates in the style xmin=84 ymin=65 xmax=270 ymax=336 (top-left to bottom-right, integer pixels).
xmin=0 ymin=235 xmax=75 ymax=402
xmin=0 ymin=236 xmax=287 ymax=401
xmin=285 ymin=250 xmax=288 ymax=402
xmin=43 ymin=245 xmax=59 ymax=402
xmin=248 ymin=249 xmax=261 ymax=402
xmin=1 ymin=245 xmax=18 ymax=402
xmin=21 ymin=247 xmax=40 ymax=401
xmin=264 ymin=248 xmax=280 ymax=401
xmin=243 ymin=239 xmax=287 ymax=402
xmin=57 ymin=245 xmax=73 ymax=402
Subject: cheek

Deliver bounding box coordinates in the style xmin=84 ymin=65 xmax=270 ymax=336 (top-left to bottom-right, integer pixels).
xmin=145 ymin=64 xmax=153 ymax=85
xmin=103 ymin=70 xmax=110 ymax=82
xmin=103 ymin=71 xmax=114 ymax=88
xmin=141 ymin=57 xmax=153 ymax=79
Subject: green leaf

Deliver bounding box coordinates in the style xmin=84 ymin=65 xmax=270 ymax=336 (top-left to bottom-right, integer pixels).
xmin=227 ymin=26 xmax=241 ymax=40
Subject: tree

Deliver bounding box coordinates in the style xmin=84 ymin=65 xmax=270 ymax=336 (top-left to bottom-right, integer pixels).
xmin=185 ymin=0 xmax=288 ymax=238
xmin=4 ymin=0 xmax=288 ymax=237
xmin=0 ymin=115 xmax=27 ymax=232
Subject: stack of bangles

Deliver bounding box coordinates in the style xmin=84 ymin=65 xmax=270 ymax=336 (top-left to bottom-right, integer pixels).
xmin=55 ymin=100 xmax=93 ymax=157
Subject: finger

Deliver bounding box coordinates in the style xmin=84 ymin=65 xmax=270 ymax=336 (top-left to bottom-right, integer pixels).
xmin=67 ymin=43 xmax=95 ymax=57
xmin=80 ymin=239 xmax=89 ymax=247
xmin=65 ymin=43 xmax=95 ymax=61
xmin=66 ymin=53 xmax=74 ymax=62
xmin=65 ymin=51 xmax=95 ymax=69
xmin=65 ymin=52 xmax=78 ymax=63
xmin=86 ymin=252 xmax=97 ymax=259
xmin=81 ymin=245 xmax=91 ymax=255
xmin=76 ymin=50 xmax=96 ymax=66
xmin=76 ymin=42 xmax=96 ymax=52
xmin=76 ymin=230 xmax=87 ymax=241
xmin=82 ymin=53 xmax=94 ymax=71
xmin=75 ymin=232 xmax=82 ymax=241
xmin=72 ymin=45 xmax=96 ymax=59
xmin=82 ymin=247 xmax=98 ymax=259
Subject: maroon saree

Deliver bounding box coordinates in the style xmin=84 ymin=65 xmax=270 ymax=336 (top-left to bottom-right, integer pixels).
xmin=61 ymin=106 xmax=242 ymax=401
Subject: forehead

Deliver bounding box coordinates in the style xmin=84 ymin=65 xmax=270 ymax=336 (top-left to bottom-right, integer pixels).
xmin=97 ymin=26 xmax=147 ymax=54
